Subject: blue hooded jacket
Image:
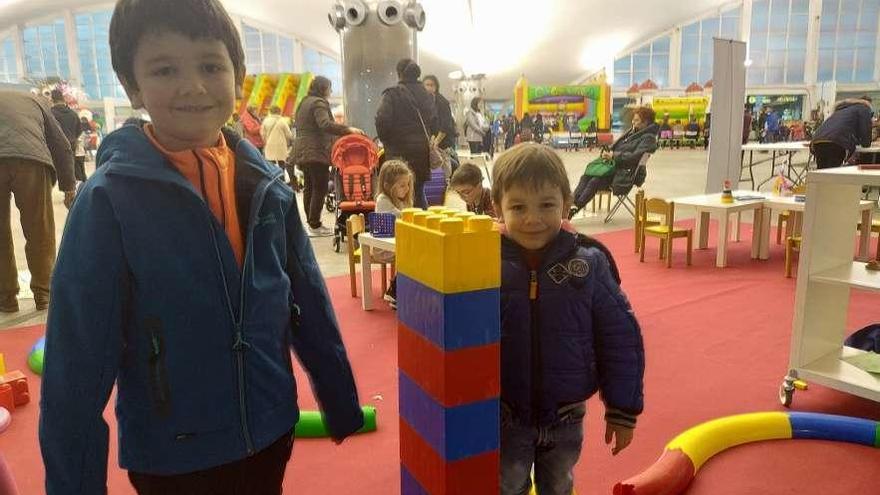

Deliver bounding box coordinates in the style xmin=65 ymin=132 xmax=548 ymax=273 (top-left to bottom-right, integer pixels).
xmin=501 ymin=230 xmax=644 ymax=426
xmin=39 ymin=125 xmax=363 ymax=493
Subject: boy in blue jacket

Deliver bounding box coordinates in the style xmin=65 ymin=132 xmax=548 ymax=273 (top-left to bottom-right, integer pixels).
xmin=492 ymin=143 xmax=645 ymax=495
xmin=38 ymin=1 xmax=363 ymax=493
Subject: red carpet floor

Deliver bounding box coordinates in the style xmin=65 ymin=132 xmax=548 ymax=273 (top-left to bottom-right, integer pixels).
xmin=1 ymin=220 xmax=879 ymax=495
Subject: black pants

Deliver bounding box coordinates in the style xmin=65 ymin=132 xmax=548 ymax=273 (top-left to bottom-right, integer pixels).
xmin=302 ymin=162 xmax=330 ymax=229
xmin=129 ymin=433 xmax=293 ymax=495
xmin=572 ymin=174 xmax=614 ymax=211
xmin=812 ymin=142 xmax=848 ymax=169
xmin=469 ymin=141 xmax=483 ymax=154
xmin=74 ymin=156 xmax=87 ymax=182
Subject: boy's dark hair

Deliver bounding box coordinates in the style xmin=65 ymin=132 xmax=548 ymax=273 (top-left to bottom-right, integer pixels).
xmin=450 ymin=163 xmax=483 ymax=187
xmin=491 ymin=143 xmax=571 ymax=206
xmin=309 ymin=76 xmax=332 ymax=97
xmin=50 ymin=89 xmax=65 ymax=103
xmin=109 ymin=0 xmax=246 ymax=90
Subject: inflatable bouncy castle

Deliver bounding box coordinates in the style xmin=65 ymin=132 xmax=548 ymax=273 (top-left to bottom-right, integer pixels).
xmin=513 ymin=76 xmax=612 ymax=132
xmin=236 ymin=72 xmax=314 ymax=117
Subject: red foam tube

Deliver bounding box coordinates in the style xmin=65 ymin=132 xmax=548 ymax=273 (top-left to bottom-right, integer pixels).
xmin=613 ymin=449 xmax=695 ymax=495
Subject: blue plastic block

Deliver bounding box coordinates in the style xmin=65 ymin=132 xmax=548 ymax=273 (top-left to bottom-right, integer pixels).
xmin=401 ymin=465 xmax=430 ymax=495
xmin=399 ymin=371 xmax=499 ymax=462
xmin=789 ymin=412 xmax=879 ymax=447
xmin=397 ymin=274 xmax=500 ymax=351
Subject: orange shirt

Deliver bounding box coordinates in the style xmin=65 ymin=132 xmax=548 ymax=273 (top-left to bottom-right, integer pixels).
xmin=145 ymin=125 xmax=244 ymax=267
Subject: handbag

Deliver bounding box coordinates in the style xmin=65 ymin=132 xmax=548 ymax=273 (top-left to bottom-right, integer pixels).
xmin=583 ymin=156 xmax=615 ymax=177
xmin=401 ymin=86 xmax=450 ymax=171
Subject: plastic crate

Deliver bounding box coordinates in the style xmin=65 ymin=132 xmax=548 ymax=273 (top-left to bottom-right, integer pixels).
xmin=368 ymin=212 xmax=396 ymax=238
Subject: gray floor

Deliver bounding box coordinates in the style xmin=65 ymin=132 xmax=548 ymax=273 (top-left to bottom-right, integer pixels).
xmin=1 ymin=146 xmax=780 ymax=330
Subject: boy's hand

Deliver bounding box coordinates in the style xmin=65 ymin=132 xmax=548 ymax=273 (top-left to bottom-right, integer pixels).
xmin=347 ymin=127 xmax=365 ymax=136
xmin=604 ymin=422 xmax=634 ymax=455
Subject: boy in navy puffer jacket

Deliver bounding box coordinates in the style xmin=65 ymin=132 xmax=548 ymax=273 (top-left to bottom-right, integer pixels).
xmin=491 ymin=143 xmax=645 ymax=495
xmin=38 ymin=1 xmax=363 ymax=494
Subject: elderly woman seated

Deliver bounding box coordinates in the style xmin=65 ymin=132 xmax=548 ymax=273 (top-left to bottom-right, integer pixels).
xmin=569 ymin=106 xmax=659 ymax=219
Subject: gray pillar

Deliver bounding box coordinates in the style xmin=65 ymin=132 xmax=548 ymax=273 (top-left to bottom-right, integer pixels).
xmin=330 ymin=1 xmax=425 ymax=138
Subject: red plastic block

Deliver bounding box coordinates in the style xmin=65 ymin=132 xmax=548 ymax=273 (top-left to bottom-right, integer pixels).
xmin=0 ymin=384 xmax=13 ymax=412
xmin=400 ymin=419 xmax=499 ymax=494
xmin=398 ymin=322 xmax=499 ymax=408
xmin=0 ymin=371 xmax=29 ymax=407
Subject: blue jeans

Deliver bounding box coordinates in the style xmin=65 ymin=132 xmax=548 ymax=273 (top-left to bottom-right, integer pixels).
xmin=501 ymin=402 xmax=585 ymax=495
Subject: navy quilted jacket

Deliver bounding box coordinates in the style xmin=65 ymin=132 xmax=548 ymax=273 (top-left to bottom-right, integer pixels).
xmin=501 ymin=230 xmax=644 ymax=426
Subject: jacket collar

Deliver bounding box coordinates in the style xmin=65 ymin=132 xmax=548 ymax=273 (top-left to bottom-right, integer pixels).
xmin=501 ymin=228 xmax=579 ymax=269
xmin=97 ymin=124 xmax=283 ymax=187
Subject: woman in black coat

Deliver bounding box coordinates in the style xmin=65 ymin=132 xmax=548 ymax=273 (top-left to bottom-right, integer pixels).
xmin=376 ymin=59 xmax=438 ymax=208
xmin=293 ymin=76 xmax=363 ymax=236
xmin=569 ymin=106 xmax=659 ymax=218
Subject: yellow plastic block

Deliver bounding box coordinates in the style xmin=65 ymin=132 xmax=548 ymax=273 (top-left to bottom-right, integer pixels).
xmin=396 ymin=210 xmax=500 ymax=294
xmin=0 ymin=353 xmax=4 ymax=375
xmin=666 ymin=412 xmax=791 ymax=471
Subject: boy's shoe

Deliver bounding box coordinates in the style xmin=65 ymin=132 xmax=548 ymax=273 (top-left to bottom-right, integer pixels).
xmin=0 ymin=295 xmax=19 ymax=313
xmin=307 ymin=226 xmax=333 ymax=237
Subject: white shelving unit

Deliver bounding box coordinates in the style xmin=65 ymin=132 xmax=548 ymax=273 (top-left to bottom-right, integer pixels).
xmin=782 ymin=166 xmax=880 ymax=405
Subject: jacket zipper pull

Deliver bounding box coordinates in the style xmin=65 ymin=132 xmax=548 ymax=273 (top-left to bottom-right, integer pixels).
xmin=529 ymin=270 xmax=538 ymax=300
xmin=232 ymin=326 xmax=251 ymax=352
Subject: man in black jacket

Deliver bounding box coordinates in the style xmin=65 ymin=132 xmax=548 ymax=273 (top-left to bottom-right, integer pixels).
xmin=376 ymin=59 xmax=438 ymax=208
xmin=50 ymin=89 xmax=84 ymax=181
xmin=811 ymin=96 xmax=875 ymax=169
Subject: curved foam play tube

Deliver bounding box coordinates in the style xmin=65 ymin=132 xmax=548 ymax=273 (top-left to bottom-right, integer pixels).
xmin=27 ymin=336 xmax=45 ymax=375
xmin=614 ymin=412 xmax=880 ymax=495
xmin=294 ymin=406 xmax=377 ymax=438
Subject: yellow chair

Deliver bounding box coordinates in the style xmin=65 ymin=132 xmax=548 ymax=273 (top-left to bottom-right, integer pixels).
xmin=776 ymin=185 xmax=807 ymax=244
xmin=346 ymin=213 xmax=394 ymax=297
xmin=785 ymin=236 xmax=801 ymax=278
xmin=639 ymin=197 xmax=692 ymax=268
xmin=633 ymin=189 xmax=661 ymax=253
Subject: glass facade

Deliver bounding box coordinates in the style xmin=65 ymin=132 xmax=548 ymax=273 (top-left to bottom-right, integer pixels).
xmin=242 ymin=22 xmax=296 ymax=75
xmin=818 ymin=0 xmax=879 ymax=83
xmin=613 ymin=36 xmax=670 ymax=90
xmin=22 ymin=18 xmax=70 ymax=80
xmin=748 ymin=0 xmax=810 ymax=85
xmin=75 ymin=10 xmax=126 ymax=100
xmin=680 ymin=7 xmax=742 ymax=86
xmin=303 ymin=46 xmax=342 ymax=92
xmin=0 ymin=35 xmax=18 ymax=83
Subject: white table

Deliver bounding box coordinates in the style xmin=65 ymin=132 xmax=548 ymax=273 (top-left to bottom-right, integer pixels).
xmin=673 ymin=191 xmax=767 ymax=268
xmin=756 ymin=196 xmax=875 ymax=261
xmin=740 ymin=142 xmax=812 ymax=190
xmin=357 ymin=233 xmax=396 ymax=311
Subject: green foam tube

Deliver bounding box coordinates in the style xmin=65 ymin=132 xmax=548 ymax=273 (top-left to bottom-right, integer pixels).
xmin=294 ymin=406 xmax=377 ymax=438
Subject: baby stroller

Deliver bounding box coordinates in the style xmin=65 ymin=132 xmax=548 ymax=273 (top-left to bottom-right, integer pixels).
xmin=330 ymin=134 xmax=379 ymax=252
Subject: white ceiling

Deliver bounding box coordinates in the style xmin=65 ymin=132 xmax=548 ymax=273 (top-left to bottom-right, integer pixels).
xmin=0 ymin=0 xmax=738 ymax=99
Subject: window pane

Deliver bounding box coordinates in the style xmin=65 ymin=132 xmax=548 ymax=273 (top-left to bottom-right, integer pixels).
xmin=652 ymin=37 xmax=670 ymax=54
xmin=854 ymin=47 xmax=875 ymax=82
xmin=817 ymin=49 xmax=835 ymax=80
xmin=632 ymin=53 xmax=649 ymax=72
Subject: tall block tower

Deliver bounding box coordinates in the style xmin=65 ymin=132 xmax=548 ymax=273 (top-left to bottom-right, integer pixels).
xmin=396 ymin=208 xmax=501 ymax=494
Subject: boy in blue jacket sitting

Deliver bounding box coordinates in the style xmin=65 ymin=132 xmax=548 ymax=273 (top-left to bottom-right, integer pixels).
xmin=38 ymin=1 xmax=363 ymax=493
xmin=491 ymin=143 xmax=645 ymax=495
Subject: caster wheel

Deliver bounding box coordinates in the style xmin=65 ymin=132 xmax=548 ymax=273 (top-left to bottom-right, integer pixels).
xmin=779 ymin=382 xmax=794 ymax=407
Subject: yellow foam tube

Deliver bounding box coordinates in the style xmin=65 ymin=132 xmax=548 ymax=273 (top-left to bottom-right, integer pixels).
xmin=665 ymin=412 xmax=791 ymax=470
